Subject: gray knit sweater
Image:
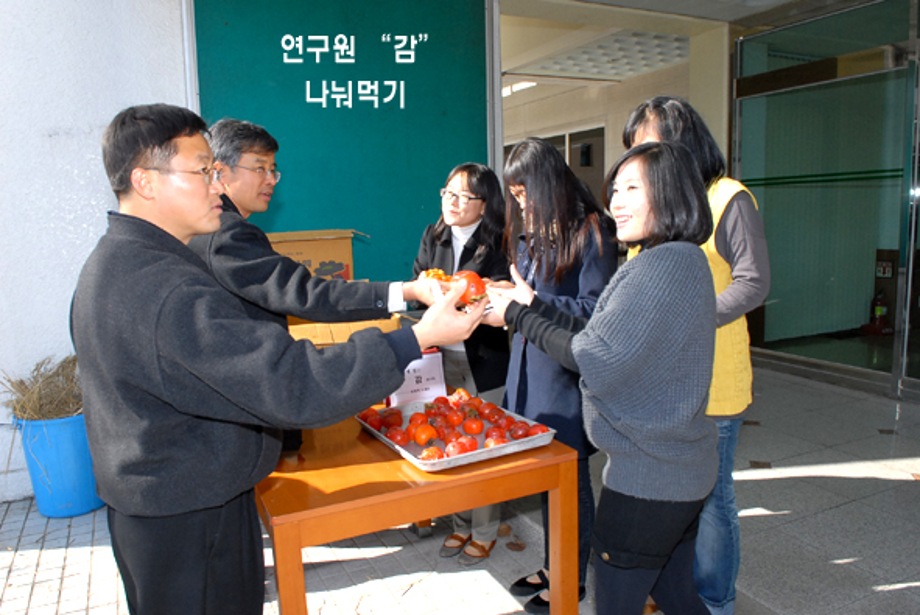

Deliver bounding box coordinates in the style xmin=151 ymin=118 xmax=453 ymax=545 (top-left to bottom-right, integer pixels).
xmin=506 ymin=241 xmax=718 ymax=502
xmin=573 ymin=242 xmax=718 ymax=501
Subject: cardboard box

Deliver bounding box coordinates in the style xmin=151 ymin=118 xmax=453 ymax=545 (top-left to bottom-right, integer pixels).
xmin=267 ymin=229 xmax=357 ymax=280
xmin=287 ymin=315 xmax=401 ymax=348
xmin=288 ymin=317 xmax=445 ymax=407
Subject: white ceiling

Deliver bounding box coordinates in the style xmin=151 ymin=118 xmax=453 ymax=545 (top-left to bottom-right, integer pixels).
xmin=507 ymin=29 xmax=690 ymax=84
xmin=500 ymin=0 xmax=866 ymax=88
xmin=503 ymin=30 xmax=690 ymax=83
xmin=574 ymin=0 xmax=799 ymax=23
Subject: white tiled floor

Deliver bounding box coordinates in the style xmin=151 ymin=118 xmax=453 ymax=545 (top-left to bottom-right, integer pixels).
xmin=1 ymin=367 xmax=919 ymax=614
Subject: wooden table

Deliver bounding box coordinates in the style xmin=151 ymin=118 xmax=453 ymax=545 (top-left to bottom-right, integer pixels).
xmin=255 ymin=417 xmax=579 ymax=615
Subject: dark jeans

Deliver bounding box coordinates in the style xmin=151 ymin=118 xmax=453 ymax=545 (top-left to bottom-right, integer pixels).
xmin=108 ymin=489 xmax=264 ymax=615
xmin=540 ymin=454 xmax=595 ymax=585
xmin=594 ymin=539 xmax=710 ymax=615
xmin=591 ymin=487 xmax=708 ymax=614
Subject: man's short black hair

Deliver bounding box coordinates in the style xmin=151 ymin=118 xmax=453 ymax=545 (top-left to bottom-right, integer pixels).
xmin=102 ymin=104 xmax=208 ymax=197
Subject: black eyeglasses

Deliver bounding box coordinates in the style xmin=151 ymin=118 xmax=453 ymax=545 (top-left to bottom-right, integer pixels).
xmin=440 ymin=188 xmax=483 ymax=205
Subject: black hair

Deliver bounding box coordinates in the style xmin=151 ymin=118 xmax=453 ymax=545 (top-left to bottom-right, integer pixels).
xmin=621 ymin=96 xmax=726 ymax=187
xmin=102 ymin=103 xmax=208 ymax=197
xmin=435 ymin=163 xmax=505 ymax=264
xmin=502 ymin=137 xmax=616 ymax=284
xmin=208 ymin=118 xmax=279 ymax=167
xmin=603 ymin=141 xmax=713 ymax=249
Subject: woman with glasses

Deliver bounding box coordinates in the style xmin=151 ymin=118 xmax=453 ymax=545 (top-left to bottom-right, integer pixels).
xmin=490 ymin=137 xmax=618 ymax=614
xmin=411 ymin=162 xmax=511 ymax=565
xmin=489 ymin=141 xmax=717 ymax=615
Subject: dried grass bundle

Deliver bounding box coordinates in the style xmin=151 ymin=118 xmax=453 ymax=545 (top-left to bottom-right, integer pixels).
xmin=1 ymin=355 xmax=82 ymax=421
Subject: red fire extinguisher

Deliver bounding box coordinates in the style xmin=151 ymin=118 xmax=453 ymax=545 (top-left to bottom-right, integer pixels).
xmin=862 ymin=289 xmax=893 ymax=335
xmin=871 ymin=290 xmax=888 ymax=327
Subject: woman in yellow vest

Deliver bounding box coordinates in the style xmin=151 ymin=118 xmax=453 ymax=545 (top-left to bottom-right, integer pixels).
xmin=623 ymin=96 xmax=770 ymax=615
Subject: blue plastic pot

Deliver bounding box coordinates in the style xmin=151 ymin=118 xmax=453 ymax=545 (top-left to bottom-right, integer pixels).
xmin=16 ymin=413 xmax=104 ymax=517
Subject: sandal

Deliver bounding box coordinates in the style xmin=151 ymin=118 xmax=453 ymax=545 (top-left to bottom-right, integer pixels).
xmin=509 ymin=569 xmax=549 ymax=596
xmin=438 ymin=533 xmax=471 ymax=558
xmin=457 ymin=539 xmax=496 ymax=566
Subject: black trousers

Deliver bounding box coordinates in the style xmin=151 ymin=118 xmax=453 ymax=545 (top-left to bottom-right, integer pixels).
xmin=107 ymin=489 xmax=264 ymax=615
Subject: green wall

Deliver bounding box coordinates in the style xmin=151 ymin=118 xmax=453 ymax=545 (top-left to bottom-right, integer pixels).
xmin=740 ymin=71 xmax=909 ymax=342
xmin=195 ymin=0 xmax=489 ymax=281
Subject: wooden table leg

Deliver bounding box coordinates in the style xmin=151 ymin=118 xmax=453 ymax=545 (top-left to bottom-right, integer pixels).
xmin=547 ymin=457 xmax=580 ymax=615
xmin=272 ymin=524 xmax=308 ymax=615
xmin=411 ymin=518 xmax=433 ymax=537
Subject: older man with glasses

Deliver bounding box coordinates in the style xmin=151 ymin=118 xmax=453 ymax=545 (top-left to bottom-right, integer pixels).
xmin=189 ymin=118 xmax=441 ymax=452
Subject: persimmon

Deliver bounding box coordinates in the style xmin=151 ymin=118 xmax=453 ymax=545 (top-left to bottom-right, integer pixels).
xmin=419 ymin=445 xmax=445 ymax=460
xmin=358 ymin=408 xmax=383 ymax=431
xmin=413 ymin=423 xmax=438 ymax=447
xmin=445 ymin=441 xmax=466 ymax=457
xmin=445 ymin=407 xmax=465 ymax=427
xmin=451 ymin=270 xmax=487 ymax=304
xmin=385 ymin=427 xmax=409 ymax=447
xmin=484 ymin=436 xmax=508 ymax=448
xmin=509 ymin=420 xmax=531 ymax=440
xmin=462 ymin=416 xmax=484 ymax=436
xmin=457 ymin=435 xmax=478 ymax=452
xmin=419 ymin=268 xmax=451 ymax=282
xmin=381 ymin=408 xmax=403 ymax=429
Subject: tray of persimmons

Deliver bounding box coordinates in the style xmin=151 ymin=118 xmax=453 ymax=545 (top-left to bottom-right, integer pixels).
xmin=355 ymin=388 xmax=556 ymax=472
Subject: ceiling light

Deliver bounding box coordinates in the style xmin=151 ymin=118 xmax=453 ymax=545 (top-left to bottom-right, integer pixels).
xmin=502 ymin=81 xmax=537 ymax=97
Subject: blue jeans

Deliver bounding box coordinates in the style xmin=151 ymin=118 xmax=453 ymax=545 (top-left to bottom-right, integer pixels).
xmin=694 ymin=418 xmax=741 ymax=615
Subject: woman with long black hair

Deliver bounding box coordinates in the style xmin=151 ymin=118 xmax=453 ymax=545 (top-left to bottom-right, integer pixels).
xmin=492 ymin=137 xmax=618 ymax=613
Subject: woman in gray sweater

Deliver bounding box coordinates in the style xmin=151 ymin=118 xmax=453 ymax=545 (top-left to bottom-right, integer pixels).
xmin=487 ymin=141 xmax=718 ymax=614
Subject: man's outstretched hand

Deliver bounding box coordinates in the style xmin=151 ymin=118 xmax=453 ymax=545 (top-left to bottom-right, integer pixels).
xmin=411 ymin=280 xmax=487 ymax=350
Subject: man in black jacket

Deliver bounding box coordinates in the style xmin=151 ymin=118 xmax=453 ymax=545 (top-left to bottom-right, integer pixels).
xmin=188 ymin=118 xmax=429 ymax=329
xmin=71 ymin=103 xmax=482 ymax=615
xmin=188 ymin=118 xmax=437 ymax=452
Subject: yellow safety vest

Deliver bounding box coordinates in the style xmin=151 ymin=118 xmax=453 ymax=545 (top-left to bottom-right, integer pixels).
xmin=626 ymin=177 xmax=756 ymax=416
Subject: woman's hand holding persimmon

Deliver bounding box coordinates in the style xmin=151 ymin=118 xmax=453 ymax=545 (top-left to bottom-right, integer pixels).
xmin=484 ymin=264 xmax=534 ymax=325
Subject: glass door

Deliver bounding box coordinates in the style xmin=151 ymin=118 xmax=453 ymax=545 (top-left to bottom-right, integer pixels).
xmin=734 ymin=0 xmax=917 ymax=395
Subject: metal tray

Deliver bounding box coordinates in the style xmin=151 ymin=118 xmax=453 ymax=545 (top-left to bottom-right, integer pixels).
xmin=355 ymin=400 xmax=556 ymax=472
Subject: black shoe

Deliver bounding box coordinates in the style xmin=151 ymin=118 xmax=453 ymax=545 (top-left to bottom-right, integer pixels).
xmin=509 ymin=569 xmax=549 ymax=596
xmin=523 ymin=586 xmax=586 ymax=614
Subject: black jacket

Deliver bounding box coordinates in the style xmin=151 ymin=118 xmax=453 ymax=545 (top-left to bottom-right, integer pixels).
xmin=412 ymin=223 xmax=511 ymax=392
xmin=504 ymin=226 xmax=618 ymax=456
xmin=187 ymin=195 xmax=391 ymax=328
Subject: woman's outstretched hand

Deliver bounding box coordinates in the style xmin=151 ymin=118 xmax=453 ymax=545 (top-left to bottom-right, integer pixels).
xmin=484 ymin=264 xmax=534 ymax=326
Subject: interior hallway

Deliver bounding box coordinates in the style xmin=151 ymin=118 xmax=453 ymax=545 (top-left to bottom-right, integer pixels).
xmin=1 ymin=366 xmax=919 ymax=614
